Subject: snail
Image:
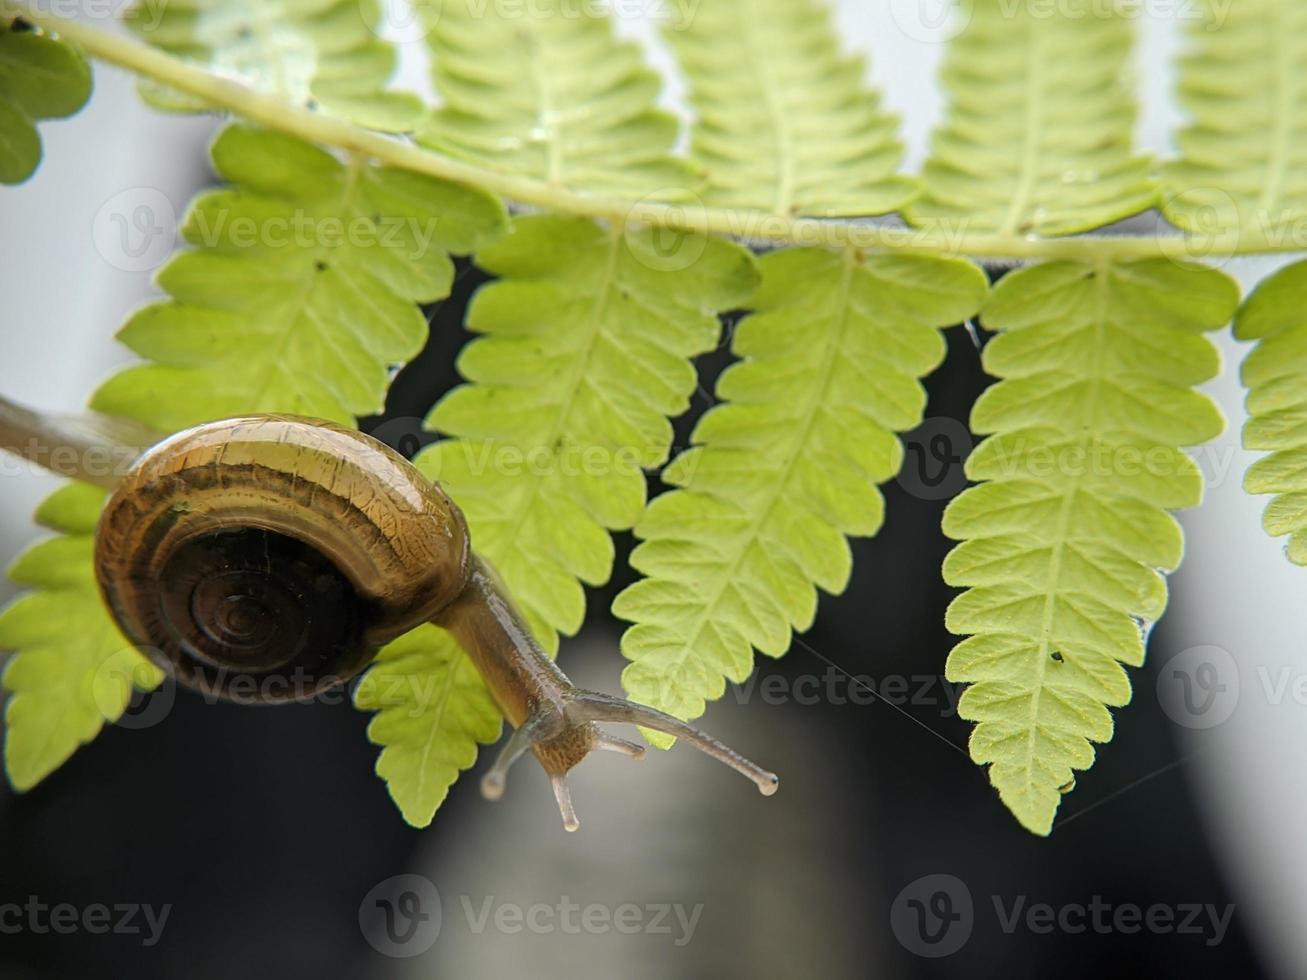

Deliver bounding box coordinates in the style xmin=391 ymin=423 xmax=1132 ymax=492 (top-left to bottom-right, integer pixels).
xmin=0 ymin=397 xmax=777 ymax=830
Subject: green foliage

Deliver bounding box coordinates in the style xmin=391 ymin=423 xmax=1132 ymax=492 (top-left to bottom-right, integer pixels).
xmin=420 ymin=0 xmax=695 ymax=195
xmin=420 ymin=216 xmax=757 ymax=650
xmin=1165 ymin=0 xmax=1307 ymax=236
xmin=353 ymin=624 xmax=502 ymax=827
xmin=6 ymin=0 xmax=1307 ymax=836
xmin=616 ymin=248 xmax=986 ymax=742
xmin=664 ymin=0 xmax=915 ymax=216
xmin=0 ymin=18 xmax=90 ymax=184
xmin=0 ymin=483 xmax=163 ymax=790
xmin=943 ymin=258 xmax=1238 ymax=834
xmin=92 ymin=124 xmax=505 ymax=431
xmin=124 ymin=0 xmax=422 ymax=130
xmin=906 ymin=0 xmax=1156 ymax=235
xmin=1236 ymin=260 xmax=1307 ymax=563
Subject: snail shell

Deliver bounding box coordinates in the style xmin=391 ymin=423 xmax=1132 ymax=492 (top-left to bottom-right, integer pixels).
xmin=94 ymin=416 xmax=468 ymax=704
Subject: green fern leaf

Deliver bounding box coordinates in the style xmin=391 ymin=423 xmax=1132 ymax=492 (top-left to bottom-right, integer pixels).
xmin=944 ymin=258 xmax=1238 ymax=834
xmin=1164 ymin=0 xmax=1307 ymax=236
xmin=664 ymin=0 xmax=915 ymax=216
xmin=0 ymin=482 xmax=164 ymax=790
xmin=615 ymin=248 xmax=987 ymax=742
xmin=124 ymin=0 xmax=422 ymax=130
xmin=419 ymin=0 xmax=695 ymax=195
xmin=905 ymin=0 xmax=1156 ymax=236
xmin=418 ymin=215 xmax=758 ymax=650
xmin=1235 ymin=260 xmax=1307 ymax=563
xmin=0 ymin=18 xmax=90 ymax=184
xmin=352 ymin=624 xmax=502 ymax=827
xmin=91 ymin=124 xmax=506 ymax=430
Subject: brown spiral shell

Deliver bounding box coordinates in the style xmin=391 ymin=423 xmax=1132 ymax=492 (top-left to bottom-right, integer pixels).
xmin=94 ymin=416 xmax=469 ymax=704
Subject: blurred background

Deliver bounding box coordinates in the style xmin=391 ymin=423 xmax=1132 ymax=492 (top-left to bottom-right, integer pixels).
xmin=0 ymin=2 xmax=1300 ymax=977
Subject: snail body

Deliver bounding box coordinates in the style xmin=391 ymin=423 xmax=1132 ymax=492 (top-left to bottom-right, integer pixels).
xmin=0 ymin=400 xmax=777 ymax=830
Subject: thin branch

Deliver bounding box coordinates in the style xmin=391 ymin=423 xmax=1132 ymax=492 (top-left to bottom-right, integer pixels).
xmin=8 ymin=3 xmax=1304 ymax=264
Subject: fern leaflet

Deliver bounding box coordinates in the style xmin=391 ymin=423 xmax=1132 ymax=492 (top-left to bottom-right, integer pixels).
xmin=124 ymin=0 xmax=422 ymax=130
xmin=905 ymin=0 xmax=1155 ymax=236
xmin=0 ymin=483 xmax=164 ymax=789
xmin=943 ymin=258 xmax=1238 ymax=834
xmin=419 ymin=0 xmax=695 ymax=195
xmin=664 ymin=0 xmax=915 ymax=216
xmin=92 ymin=124 xmax=506 ymax=431
xmin=419 ymin=216 xmax=757 ymax=649
xmin=616 ymin=248 xmax=986 ymax=741
xmin=0 ymin=17 xmax=90 ymax=184
xmin=1235 ymin=260 xmax=1307 ymax=563
xmin=353 ymin=624 xmax=502 ymax=827
xmin=1164 ymin=0 xmax=1307 ymax=237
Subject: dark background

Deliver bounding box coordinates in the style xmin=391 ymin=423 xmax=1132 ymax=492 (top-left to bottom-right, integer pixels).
xmin=0 ymin=264 xmax=1269 ymax=979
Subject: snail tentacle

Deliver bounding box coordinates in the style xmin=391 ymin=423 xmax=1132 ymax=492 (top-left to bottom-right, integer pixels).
xmin=566 ymin=689 xmax=781 ymax=797
xmin=593 ymin=732 xmax=647 ymax=760
xmin=550 ymin=775 xmax=580 ymax=834
xmin=480 ymin=706 xmax=563 ymax=801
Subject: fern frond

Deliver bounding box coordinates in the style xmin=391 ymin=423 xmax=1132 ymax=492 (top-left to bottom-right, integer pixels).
xmin=0 ymin=483 xmax=164 ymax=790
xmin=1235 ymin=260 xmax=1307 ymax=563
xmin=663 ymin=0 xmax=915 ymax=217
xmin=91 ymin=124 xmax=506 ymax=431
xmin=1164 ymin=0 xmax=1307 ymax=236
xmin=419 ymin=0 xmax=694 ymax=196
xmin=615 ymin=248 xmax=987 ymax=740
xmin=419 ymin=215 xmax=758 ymax=649
xmin=124 ymin=0 xmax=422 ymax=130
xmin=0 ymin=18 xmax=90 ymax=184
xmin=905 ymin=0 xmax=1155 ymax=236
xmin=944 ymin=258 xmax=1238 ymax=834
xmin=353 ymin=624 xmax=502 ymax=827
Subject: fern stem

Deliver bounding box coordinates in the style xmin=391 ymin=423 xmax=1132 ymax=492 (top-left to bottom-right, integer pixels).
xmin=11 ymin=3 xmax=1305 ymax=264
